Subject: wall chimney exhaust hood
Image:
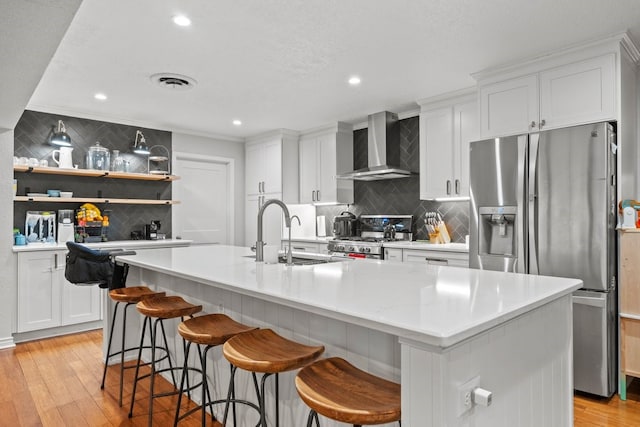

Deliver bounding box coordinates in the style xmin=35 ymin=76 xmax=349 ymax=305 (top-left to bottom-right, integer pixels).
xmin=337 ymin=111 xmax=414 ymax=181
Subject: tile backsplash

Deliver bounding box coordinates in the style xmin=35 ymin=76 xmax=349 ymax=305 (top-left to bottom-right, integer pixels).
xmin=316 ymin=116 xmax=470 ymax=242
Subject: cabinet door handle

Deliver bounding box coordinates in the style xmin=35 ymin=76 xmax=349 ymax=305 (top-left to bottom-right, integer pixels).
xmin=446 ymin=180 xmax=451 ymax=195
xmin=455 ymin=179 xmax=460 ymax=195
xmin=54 ymin=253 xmax=58 ymax=270
xmin=258 ymin=182 xmax=261 ymax=193
xmin=530 ymin=121 xmax=537 ymax=129
xmin=539 ymin=119 xmax=546 ymax=128
xmin=312 ymin=190 xmax=316 ymax=201
xmin=316 ymin=189 xmax=320 ymax=201
xmin=425 ymin=257 xmax=448 ymax=265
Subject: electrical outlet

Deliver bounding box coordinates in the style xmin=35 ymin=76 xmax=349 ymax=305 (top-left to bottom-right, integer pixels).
xmin=457 ymin=376 xmax=480 ymax=417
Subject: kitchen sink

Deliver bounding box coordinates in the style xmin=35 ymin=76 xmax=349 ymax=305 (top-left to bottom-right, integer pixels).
xmin=243 ymin=254 xmax=339 ymax=265
xmin=279 ymin=256 xmax=337 ymax=266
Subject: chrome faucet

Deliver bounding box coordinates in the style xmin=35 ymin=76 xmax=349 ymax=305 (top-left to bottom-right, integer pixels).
xmin=256 ymin=199 xmax=291 ymax=262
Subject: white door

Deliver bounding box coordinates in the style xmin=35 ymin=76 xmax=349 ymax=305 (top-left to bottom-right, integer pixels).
xmin=173 ymin=153 xmax=234 ymax=245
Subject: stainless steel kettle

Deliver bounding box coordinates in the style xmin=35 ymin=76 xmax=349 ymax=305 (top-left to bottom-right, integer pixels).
xmin=332 ymin=211 xmax=358 ymax=238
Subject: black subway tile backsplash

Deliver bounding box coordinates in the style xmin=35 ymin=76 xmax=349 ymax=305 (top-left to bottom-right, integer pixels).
xmin=316 ymin=116 xmax=470 ymax=242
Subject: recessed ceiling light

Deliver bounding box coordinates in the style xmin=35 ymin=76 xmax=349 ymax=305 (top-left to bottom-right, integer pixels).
xmin=173 ymin=15 xmax=191 ymax=27
xmin=348 ymin=76 xmax=361 ymax=85
xmin=94 ymin=93 xmax=107 ymax=101
xmin=233 ymin=120 xmax=242 ymax=126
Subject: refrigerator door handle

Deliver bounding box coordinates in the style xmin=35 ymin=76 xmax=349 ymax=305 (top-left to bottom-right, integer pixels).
xmin=516 ymin=135 xmax=528 ymax=274
xmin=528 ymin=133 xmax=539 ymax=274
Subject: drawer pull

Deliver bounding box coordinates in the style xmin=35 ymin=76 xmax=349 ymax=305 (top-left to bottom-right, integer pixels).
xmin=425 ymin=257 xmax=448 ymax=264
xmin=293 ymin=246 xmax=306 ymax=251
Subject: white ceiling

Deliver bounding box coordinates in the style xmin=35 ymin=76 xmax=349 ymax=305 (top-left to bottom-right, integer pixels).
xmin=25 ymin=0 xmax=640 ymax=140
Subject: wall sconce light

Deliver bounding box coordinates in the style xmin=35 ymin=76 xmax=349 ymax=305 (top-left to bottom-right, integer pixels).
xmin=49 ymin=120 xmax=72 ymax=147
xmin=132 ymin=130 xmax=150 ymax=155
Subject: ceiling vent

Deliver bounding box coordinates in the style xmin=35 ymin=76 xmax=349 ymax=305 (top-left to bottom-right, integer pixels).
xmin=150 ymin=73 xmax=197 ymax=90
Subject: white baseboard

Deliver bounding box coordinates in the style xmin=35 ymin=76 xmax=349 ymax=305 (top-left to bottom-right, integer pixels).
xmin=0 ymin=336 xmax=16 ymax=349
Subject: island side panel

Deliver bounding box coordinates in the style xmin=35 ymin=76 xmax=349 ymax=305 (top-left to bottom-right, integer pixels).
xmin=130 ymin=266 xmax=402 ymax=427
xmin=400 ymin=294 xmax=573 ymax=426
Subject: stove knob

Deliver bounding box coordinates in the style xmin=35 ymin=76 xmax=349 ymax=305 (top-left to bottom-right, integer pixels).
xmin=359 ymin=247 xmax=366 ymax=253
xmin=364 ymin=247 xmax=371 ymax=253
xmin=336 ymin=245 xmax=344 ymax=251
xmin=348 ymin=246 xmax=355 ymax=252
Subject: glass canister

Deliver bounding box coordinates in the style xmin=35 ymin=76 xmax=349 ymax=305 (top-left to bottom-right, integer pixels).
xmin=86 ymin=142 xmax=110 ymax=171
xmin=111 ymin=150 xmax=126 ymax=172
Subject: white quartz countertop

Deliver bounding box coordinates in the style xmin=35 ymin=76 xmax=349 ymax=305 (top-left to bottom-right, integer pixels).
xmin=12 ymin=238 xmax=192 ymax=252
xmin=116 ymin=244 xmax=581 ymax=348
xmin=382 ymin=241 xmax=469 ymax=252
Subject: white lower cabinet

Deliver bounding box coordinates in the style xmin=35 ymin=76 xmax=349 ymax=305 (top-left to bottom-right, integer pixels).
xmin=17 ymin=250 xmax=101 ymax=333
xmin=383 ymin=248 xmax=403 ymax=261
xmin=402 ymin=248 xmax=469 ymax=267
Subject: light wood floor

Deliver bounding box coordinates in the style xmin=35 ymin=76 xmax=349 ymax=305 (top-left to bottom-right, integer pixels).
xmin=1 ymin=330 xmax=640 ymax=426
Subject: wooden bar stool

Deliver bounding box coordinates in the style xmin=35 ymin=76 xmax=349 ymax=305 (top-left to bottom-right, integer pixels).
xmin=222 ymin=328 xmax=325 ymax=427
xmin=101 ymin=285 xmax=166 ymax=406
xmin=295 ymin=357 xmax=401 ymax=426
xmin=128 ymin=295 xmax=203 ymax=426
xmin=174 ymin=313 xmax=257 ymax=426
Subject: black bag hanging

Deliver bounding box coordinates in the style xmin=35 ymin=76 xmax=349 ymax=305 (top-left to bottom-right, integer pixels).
xmin=64 ymin=241 xmax=114 ymax=288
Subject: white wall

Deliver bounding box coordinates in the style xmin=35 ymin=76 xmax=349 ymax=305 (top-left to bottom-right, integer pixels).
xmin=0 ymin=131 xmax=16 ymax=347
xmin=171 ymin=132 xmax=245 ymax=245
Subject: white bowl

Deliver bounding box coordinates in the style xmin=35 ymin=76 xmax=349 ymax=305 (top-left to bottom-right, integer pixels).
xmin=60 ymin=191 xmax=73 ymax=198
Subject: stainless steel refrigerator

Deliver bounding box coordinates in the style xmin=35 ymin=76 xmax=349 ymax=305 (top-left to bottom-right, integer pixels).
xmin=469 ymin=122 xmax=617 ymax=397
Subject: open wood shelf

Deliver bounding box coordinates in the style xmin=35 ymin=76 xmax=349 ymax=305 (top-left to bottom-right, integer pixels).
xmin=14 ymin=196 xmax=179 ymax=205
xmin=13 ymin=165 xmax=179 ymax=181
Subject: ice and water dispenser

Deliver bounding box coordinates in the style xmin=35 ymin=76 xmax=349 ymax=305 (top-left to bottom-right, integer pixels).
xmin=477 ymin=206 xmax=517 ymax=268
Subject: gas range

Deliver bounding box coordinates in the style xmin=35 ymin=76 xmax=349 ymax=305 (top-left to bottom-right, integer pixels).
xmin=328 ymin=237 xmax=388 ymax=259
xmin=328 ymin=215 xmax=413 ymax=260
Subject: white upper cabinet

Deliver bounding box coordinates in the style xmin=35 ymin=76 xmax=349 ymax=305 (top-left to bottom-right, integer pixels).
xmin=538 ymin=54 xmax=616 ymax=129
xmin=419 ymin=91 xmax=477 ymax=200
xmin=298 ymin=123 xmax=353 ymax=205
xmin=479 ymin=74 xmax=538 ymax=138
xmin=477 ymin=53 xmax=616 ymax=138
xmin=245 ymin=130 xmax=299 ymax=202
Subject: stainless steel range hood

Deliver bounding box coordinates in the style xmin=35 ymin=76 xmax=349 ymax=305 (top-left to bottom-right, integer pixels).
xmin=337 ymin=111 xmax=414 ymax=181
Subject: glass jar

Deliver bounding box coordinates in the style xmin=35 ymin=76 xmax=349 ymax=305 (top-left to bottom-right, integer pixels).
xmin=111 ymin=150 xmax=125 ymax=172
xmin=86 ymin=142 xmax=110 ymax=171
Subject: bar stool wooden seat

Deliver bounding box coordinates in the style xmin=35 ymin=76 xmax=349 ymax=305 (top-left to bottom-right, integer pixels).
xmin=222 ymin=328 xmax=325 ymax=427
xmin=128 ymin=295 xmax=203 ymax=426
xmin=174 ymin=313 xmax=257 ymax=426
xmin=295 ymin=357 xmax=401 ymax=426
xmin=101 ymin=286 xmax=166 ymax=406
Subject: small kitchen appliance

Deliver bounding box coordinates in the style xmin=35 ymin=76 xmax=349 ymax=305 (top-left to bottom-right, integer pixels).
xmin=25 ymin=211 xmax=56 ymax=243
xmin=332 ymin=211 xmax=358 ymax=238
xmin=57 ymin=209 xmax=75 ymax=244
xmin=328 ymin=215 xmax=413 ymax=259
xmin=144 ymin=220 xmax=161 ymax=240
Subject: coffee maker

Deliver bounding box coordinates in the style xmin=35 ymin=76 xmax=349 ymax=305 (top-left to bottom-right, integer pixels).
xmin=144 ymin=220 xmax=161 ymax=240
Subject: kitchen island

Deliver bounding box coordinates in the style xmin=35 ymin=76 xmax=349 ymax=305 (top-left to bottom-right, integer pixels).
xmin=114 ymin=244 xmax=581 ymax=427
